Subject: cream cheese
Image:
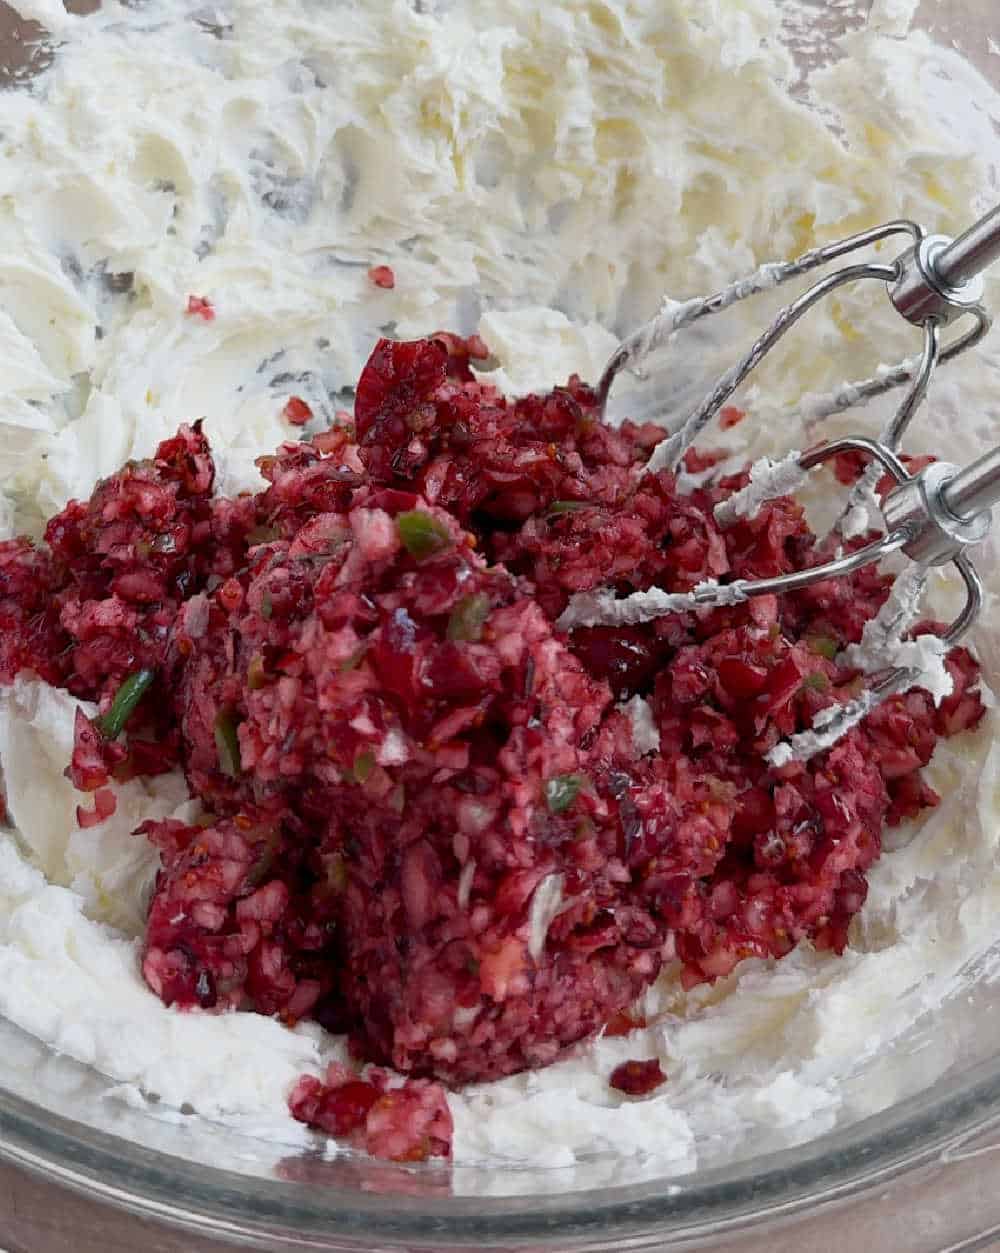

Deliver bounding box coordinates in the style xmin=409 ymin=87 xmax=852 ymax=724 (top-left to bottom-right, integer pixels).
xmin=842 ymin=565 xmax=955 ymax=705
xmin=555 ymin=579 xmax=749 ymax=632
xmin=713 ymin=449 xmax=808 ymax=526
xmin=1 ymin=0 xmax=999 ymax=1172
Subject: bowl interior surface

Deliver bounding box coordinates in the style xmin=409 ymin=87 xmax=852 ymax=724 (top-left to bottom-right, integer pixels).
xmin=1 ymin=0 xmax=1000 ymax=1247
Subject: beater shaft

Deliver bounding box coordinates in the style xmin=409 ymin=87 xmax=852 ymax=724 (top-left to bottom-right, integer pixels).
xmin=936 ymin=204 xmax=1000 ymax=289
xmin=941 ymin=445 xmax=1000 ymax=522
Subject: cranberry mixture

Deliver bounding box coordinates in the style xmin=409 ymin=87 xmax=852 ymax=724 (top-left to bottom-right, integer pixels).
xmin=0 ymin=333 xmax=984 ymax=1161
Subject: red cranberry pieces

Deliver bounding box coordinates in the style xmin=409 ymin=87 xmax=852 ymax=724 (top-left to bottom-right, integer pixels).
xmin=170 ymin=480 xmax=663 ymax=1084
xmin=354 ymin=337 xmax=659 ymax=536
xmin=354 ymin=338 xmax=449 ymax=483
xmin=76 ymin=786 xmax=117 ymax=829
xmin=603 ymin=1009 xmax=648 ymax=1037
xmin=290 ymin=1064 xmax=451 ymax=1161
xmin=0 ymin=538 xmax=68 ymax=687
xmin=282 ymin=396 xmax=313 ymax=426
xmin=186 ymin=295 xmax=215 ymax=321
xmin=0 ymin=331 xmax=986 ymax=1168
xmin=367 ymin=265 xmax=396 ymax=290
xmin=67 ymin=708 xmax=125 ymax=793
xmin=289 ymin=1071 xmax=380 ymax=1139
xmin=139 ymin=810 xmax=336 ymax=1018
xmin=609 ymin=1058 xmax=666 ymax=1095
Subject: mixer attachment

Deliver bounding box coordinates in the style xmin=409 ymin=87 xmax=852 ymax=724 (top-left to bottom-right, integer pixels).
xmin=571 ymin=205 xmax=1000 ymax=762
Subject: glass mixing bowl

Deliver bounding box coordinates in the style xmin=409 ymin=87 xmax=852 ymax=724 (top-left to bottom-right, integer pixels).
xmin=2 ymin=2 xmax=1000 ymax=1250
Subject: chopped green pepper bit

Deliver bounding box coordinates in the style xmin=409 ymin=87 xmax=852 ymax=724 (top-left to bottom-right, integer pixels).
xmin=97 ymin=669 xmax=156 ymax=740
xmin=214 ymin=709 xmax=243 ymax=777
xmin=247 ymin=655 xmax=269 ymax=690
xmin=807 ymin=635 xmax=839 ymax=661
xmin=338 ymin=646 xmax=366 ymax=673
xmin=548 ymin=500 xmax=591 ymax=515
xmin=447 ymin=593 xmax=491 ymax=642
xmin=247 ymin=524 xmax=282 ymax=545
xmin=397 ymin=510 xmax=452 ymax=559
xmin=325 ymin=854 xmax=348 ymax=892
xmin=245 ymin=829 xmax=281 ymax=888
xmin=545 ymin=773 xmax=588 ymax=814
xmin=803 ymin=671 xmax=831 ymax=693
xmin=353 ymin=749 xmax=376 ymax=783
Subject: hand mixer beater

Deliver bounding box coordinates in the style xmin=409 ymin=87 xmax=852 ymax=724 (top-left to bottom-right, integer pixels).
xmin=561 ymin=205 xmax=1000 ymax=764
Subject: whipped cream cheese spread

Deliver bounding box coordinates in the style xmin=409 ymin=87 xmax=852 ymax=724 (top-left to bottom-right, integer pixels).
xmin=1 ymin=0 xmax=999 ymax=1171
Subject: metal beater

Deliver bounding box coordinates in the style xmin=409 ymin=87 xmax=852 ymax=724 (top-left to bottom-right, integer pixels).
xmin=581 ymin=205 xmax=1000 ymax=761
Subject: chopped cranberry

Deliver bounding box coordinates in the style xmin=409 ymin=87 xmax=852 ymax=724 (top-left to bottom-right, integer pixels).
xmin=76 ymin=786 xmax=117 ymax=829
xmin=833 ymin=449 xmax=936 ymax=497
xmin=720 ymin=405 xmax=746 ymax=430
xmin=428 ymin=330 xmax=490 ymax=380
xmin=365 ymin=1082 xmax=453 ymax=1162
xmin=186 ymin=295 xmax=216 ymax=321
xmin=603 ymin=1009 xmax=648 ymax=1037
xmin=290 ymin=1064 xmax=451 ymax=1162
xmin=0 ymin=329 xmax=982 ymax=1148
xmin=282 ymin=396 xmax=313 ymax=426
xmin=609 ymin=1058 xmax=666 ymax=1095
xmin=717 ymin=656 xmax=769 ymax=700
xmin=367 ymin=265 xmax=396 ymax=290
xmin=569 ymin=625 xmax=660 ymax=698
xmin=682 ymin=447 xmax=726 ymax=474
xmin=67 ymin=708 xmax=124 ymax=792
xmin=290 ymin=1075 xmax=380 ymax=1138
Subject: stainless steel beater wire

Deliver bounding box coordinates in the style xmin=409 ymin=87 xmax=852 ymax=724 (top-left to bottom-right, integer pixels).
xmin=883 ymin=318 xmax=941 ymax=450
xmin=857 ymin=664 xmax=916 ymax=708
xmin=575 ymin=525 xmax=912 ymax=624
xmin=803 ymin=303 xmax=990 ymax=429
xmin=946 ymin=555 xmax=986 ymax=644
xmin=716 ymin=528 xmax=912 ymax=600
xmin=650 ymin=261 xmax=900 ymax=474
xmin=936 ymin=304 xmax=990 ymax=356
xmin=797 ymin=435 xmax=911 ymax=483
xmin=716 ymin=437 xmax=912 ymax=601
xmin=598 ymin=220 xmax=923 ymax=415
xmin=854 ymin=556 xmax=985 ymax=716
xmin=803 ymin=219 xmax=923 ymax=263
xmin=828 ymin=319 xmax=940 ymax=539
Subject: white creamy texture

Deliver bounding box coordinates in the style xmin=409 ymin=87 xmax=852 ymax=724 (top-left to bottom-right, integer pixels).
xmin=713 ymin=449 xmax=807 ymax=526
xmin=475 ymin=308 xmax=618 ymax=396
xmin=868 ymin=0 xmax=922 ymax=36
xmin=842 ymin=564 xmax=955 ymax=706
xmin=1 ymin=0 xmax=1000 ymax=1173
xmin=624 ymin=695 xmax=661 ymax=757
xmin=556 ymin=579 xmax=750 ymax=631
xmin=768 ymin=566 xmax=956 ymax=766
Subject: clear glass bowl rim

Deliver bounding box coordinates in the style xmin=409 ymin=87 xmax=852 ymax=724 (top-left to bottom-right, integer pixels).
xmin=1 ymin=1041 xmax=1000 ymax=1248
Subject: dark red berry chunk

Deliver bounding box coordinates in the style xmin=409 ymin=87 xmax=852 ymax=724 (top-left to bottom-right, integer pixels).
xmin=282 ymin=396 xmax=313 ymax=426
xmin=609 ymin=1058 xmax=666 ymax=1095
